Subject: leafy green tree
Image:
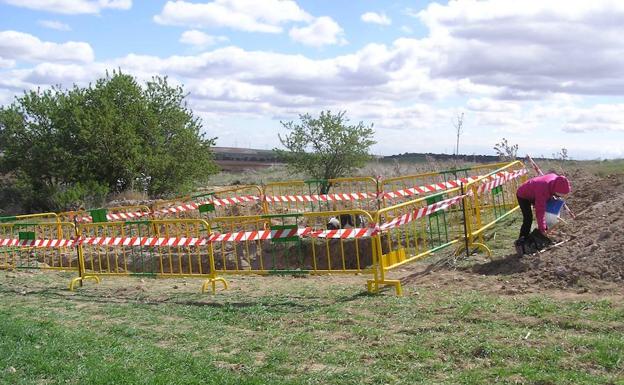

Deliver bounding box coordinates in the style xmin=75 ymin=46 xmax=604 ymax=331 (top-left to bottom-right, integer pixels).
xmin=0 ymin=71 xmax=217 ymax=212
xmin=275 ymin=110 xmax=375 ymax=193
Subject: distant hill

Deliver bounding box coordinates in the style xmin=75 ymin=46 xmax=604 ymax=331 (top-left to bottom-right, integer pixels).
xmin=211 ymin=147 xmax=283 ymax=171
xmin=380 ymin=152 xmax=510 ymax=163
xmin=211 ymin=146 xmax=528 ymax=172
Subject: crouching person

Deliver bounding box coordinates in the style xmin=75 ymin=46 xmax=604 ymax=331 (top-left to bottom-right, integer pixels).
xmin=515 ymin=173 xmax=571 ymax=256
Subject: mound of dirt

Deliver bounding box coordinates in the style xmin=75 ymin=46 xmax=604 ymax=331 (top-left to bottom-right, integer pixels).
xmin=471 ymin=169 xmax=624 ymax=289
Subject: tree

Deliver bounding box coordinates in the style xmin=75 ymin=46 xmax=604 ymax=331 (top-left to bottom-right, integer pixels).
xmin=275 ymin=110 xmax=375 ymax=192
xmin=493 ymin=137 xmax=519 ymax=161
xmin=553 ymin=148 xmax=569 ymax=161
xmin=0 ymin=71 xmax=217 ymax=212
xmin=452 ymin=112 xmax=464 ymax=167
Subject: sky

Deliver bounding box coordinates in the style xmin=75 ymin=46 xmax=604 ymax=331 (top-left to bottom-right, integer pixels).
xmin=1 ymin=0 xmax=623 ymax=160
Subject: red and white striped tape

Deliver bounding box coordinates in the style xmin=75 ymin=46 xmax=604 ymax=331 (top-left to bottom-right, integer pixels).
xmin=263 ymin=174 xmax=485 ymax=204
xmin=141 ymin=195 xmax=262 ymax=218
xmin=264 ymin=192 xmax=376 ymax=203
xmin=77 ymin=211 xmax=150 ymax=223
xmin=382 ymin=175 xmax=484 ymax=200
xmin=5 ymin=169 xmax=528 ymax=247
xmin=476 ymin=169 xmax=527 ymax=194
xmin=309 ymin=226 xmax=379 ymax=239
xmin=79 ymin=236 xmax=205 ymax=247
xmin=74 ymin=195 xmax=262 ymax=222
xmin=0 ymin=238 xmax=77 ymax=248
xmin=205 ymin=226 xmax=378 ymax=242
xmin=72 ymin=171 xmax=524 ymax=222
xmin=0 ymin=224 xmax=380 ymax=249
xmin=377 ymin=169 xmax=527 ymax=231
xmin=379 ymin=194 xmax=466 ymax=231
xmin=206 ymin=228 xmax=300 ymax=243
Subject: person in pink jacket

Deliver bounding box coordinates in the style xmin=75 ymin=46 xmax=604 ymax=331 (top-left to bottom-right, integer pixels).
xmin=516 ymin=173 xmax=571 ymax=240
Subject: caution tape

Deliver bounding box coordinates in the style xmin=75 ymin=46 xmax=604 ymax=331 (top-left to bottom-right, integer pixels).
xmin=378 ymin=168 xmax=527 ymax=231
xmin=311 ymin=226 xmax=379 ymax=239
xmin=264 ymin=192 xmax=375 ymax=203
xmin=378 ymin=194 xmax=466 ymax=232
xmin=5 ymin=169 xmax=527 ymax=245
xmin=79 ymin=236 xmax=205 ymax=247
xmin=74 ymin=195 xmax=262 ymax=222
xmin=476 ymin=169 xmax=527 ymax=193
xmin=0 ymin=238 xmax=77 ymax=248
xmin=0 ymin=225 xmax=378 ymax=248
xmin=150 ymin=195 xmax=260 ymax=217
xmin=264 ymin=174 xmax=486 ymax=203
xmin=206 ymin=228 xmax=299 ymax=243
xmin=382 ymin=175 xmax=484 ymax=200
xmin=72 ymin=171 xmax=522 ymax=222
xmin=76 ymin=211 xmax=149 ymax=223
xmin=155 ymin=196 xmax=260 ymax=212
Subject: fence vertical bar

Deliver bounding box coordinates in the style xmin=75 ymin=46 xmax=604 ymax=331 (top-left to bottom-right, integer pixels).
xmin=460 ymin=183 xmax=470 ymax=259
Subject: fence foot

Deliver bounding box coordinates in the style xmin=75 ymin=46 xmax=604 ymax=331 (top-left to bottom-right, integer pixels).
xmin=453 ymin=244 xmax=466 ymax=256
xmin=471 ymin=242 xmax=492 ymax=257
xmin=366 ymin=279 xmax=402 ymax=296
xmin=366 ymin=279 xmax=378 ymax=293
xmin=68 ymin=275 xmax=100 ymax=291
xmin=201 ymin=277 xmax=228 ymax=294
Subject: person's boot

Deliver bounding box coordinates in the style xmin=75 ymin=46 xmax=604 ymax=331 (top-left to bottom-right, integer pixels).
xmin=514 ymin=237 xmax=525 ymax=257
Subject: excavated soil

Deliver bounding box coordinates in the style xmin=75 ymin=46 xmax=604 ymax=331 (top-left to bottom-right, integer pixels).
xmin=403 ymin=169 xmax=624 ymax=294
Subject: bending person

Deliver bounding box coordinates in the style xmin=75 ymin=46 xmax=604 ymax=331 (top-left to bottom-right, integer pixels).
xmin=516 ymin=173 xmax=571 ymax=250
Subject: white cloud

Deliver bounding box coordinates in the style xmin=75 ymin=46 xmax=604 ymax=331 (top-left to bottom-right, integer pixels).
xmin=38 ymin=20 xmax=72 ymax=31
xmin=154 ymin=0 xmax=311 ymax=33
xmin=400 ymin=25 xmax=413 ymax=34
xmin=466 ymin=98 xmax=521 ymax=113
xmin=414 ymin=0 xmax=624 ymax=97
xmin=179 ymin=30 xmax=228 ymax=48
xmin=4 ymin=1 xmax=624 ymax=159
xmin=562 ymin=104 xmax=624 ymax=132
xmin=23 ymin=62 xmax=102 ymax=85
xmin=0 ymin=58 xmax=15 ymax=69
xmin=289 ymin=16 xmax=347 ymax=47
xmin=361 ymin=12 xmax=391 ymax=26
xmin=0 ymin=31 xmax=94 ymax=63
xmin=1 ymin=0 xmax=131 ymax=14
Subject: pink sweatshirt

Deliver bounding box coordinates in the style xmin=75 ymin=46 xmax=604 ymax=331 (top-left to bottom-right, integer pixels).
xmin=516 ymin=173 xmax=571 ymax=232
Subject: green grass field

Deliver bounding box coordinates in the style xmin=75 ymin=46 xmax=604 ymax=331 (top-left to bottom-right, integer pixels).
xmin=1 ymin=261 xmax=623 ymax=384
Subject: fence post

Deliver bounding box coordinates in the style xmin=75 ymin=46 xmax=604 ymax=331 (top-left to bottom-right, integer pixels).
xmin=68 ymin=221 xmax=100 ymax=291
xmin=460 ymin=183 xmax=470 ymax=259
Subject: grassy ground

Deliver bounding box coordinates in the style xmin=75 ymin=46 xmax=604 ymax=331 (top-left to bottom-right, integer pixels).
xmin=1 ymin=256 xmax=623 ymax=384
xmin=2 ymin=160 xmax=624 ymax=384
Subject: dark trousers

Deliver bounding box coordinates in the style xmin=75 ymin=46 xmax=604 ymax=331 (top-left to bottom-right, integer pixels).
xmin=517 ymin=196 xmax=533 ymax=238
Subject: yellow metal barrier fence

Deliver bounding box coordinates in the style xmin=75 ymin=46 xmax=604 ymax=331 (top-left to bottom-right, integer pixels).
xmin=368 ymin=161 xmax=528 ymax=295
xmin=207 ymin=210 xmax=376 ymax=276
xmin=151 ymin=185 xmax=264 ymax=220
xmin=1 ymin=161 xmax=529 ymax=296
xmin=263 ymin=177 xmax=380 ymax=214
xmin=0 ymin=212 xmax=60 ymax=224
xmin=58 ymin=205 xmax=151 ymax=223
xmin=71 ymin=219 xmax=226 ymax=292
xmin=463 ymin=160 xmax=528 ymax=256
xmin=380 ymin=162 xmax=510 ymax=208
xmin=368 ymin=187 xmax=467 ymax=295
xmin=0 ymin=221 xmax=78 ymax=271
